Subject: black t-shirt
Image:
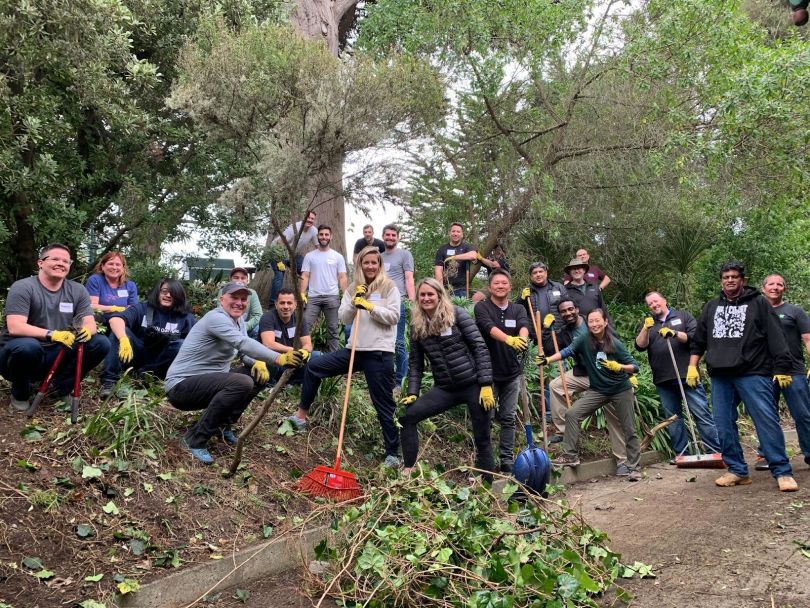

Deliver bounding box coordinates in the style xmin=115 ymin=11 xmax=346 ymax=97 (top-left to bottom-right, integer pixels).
xmin=566 ymin=282 xmax=607 ymax=321
xmin=772 ymin=302 xmax=810 ymax=375
xmin=543 ymin=318 xmax=588 ymax=376
xmin=435 ymin=241 xmax=474 ymax=291
xmin=353 ymin=237 xmax=385 ymax=255
xmin=258 ymin=310 xmax=309 ymax=348
xmin=635 ymin=309 xmax=696 ymax=385
xmin=474 ymin=299 xmax=529 ymax=381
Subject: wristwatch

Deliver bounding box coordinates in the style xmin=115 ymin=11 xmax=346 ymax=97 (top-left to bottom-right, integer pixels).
xmin=45 ymin=330 xmax=53 ymax=341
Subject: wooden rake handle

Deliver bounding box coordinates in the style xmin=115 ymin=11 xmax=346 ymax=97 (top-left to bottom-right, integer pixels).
xmin=334 ymin=308 xmax=361 ymax=471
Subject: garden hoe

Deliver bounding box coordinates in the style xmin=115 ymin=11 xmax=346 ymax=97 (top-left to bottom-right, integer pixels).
xmin=665 ymin=340 xmax=724 ymax=468
xmin=297 ymin=310 xmax=362 ymax=502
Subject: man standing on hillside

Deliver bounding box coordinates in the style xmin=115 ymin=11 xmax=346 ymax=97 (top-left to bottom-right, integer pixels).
xmin=269 ymin=210 xmax=318 ymax=305
xmin=563 ymin=258 xmax=609 ymax=321
xmin=381 ymin=224 xmax=415 ymax=395
xmin=689 ymin=261 xmax=798 ymax=492
xmin=563 ymin=248 xmax=611 ymax=290
xmin=352 ymin=224 xmax=385 ymax=264
xmin=0 ymin=243 xmax=109 ymax=412
xmin=757 ymin=273 xmax=810 ymax=470
xmin=300 ymin=225 xmax=348 ymax=352
xmin=434 ymin=222 xmax=478 ymax=298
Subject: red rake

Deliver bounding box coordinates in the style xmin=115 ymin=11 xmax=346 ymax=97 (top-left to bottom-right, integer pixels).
xmin=297 ymin=310 xmax=363 ymax=502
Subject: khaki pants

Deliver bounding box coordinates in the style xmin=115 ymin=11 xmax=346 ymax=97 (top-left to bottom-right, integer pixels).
xmin=549 ymin=370 xmax=628 ymax=463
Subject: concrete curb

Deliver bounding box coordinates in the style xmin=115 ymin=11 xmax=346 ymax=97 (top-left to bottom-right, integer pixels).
xmin=115 ymin=450 xmax=664 ymax=607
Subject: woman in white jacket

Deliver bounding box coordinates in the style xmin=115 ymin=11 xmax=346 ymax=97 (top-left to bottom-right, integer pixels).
xmin=287 ymin=246 xmax=402 ymax=466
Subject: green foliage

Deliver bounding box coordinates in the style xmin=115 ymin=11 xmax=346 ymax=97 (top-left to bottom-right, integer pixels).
xmin=315 ymin=471 xmax=633 ymax=606
xmin=127 ymin=259 xmax=179 ymax=296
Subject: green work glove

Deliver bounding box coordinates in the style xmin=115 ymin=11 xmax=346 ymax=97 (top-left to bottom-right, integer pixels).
xmin=773 ymin=375 xmax=793 ymax=389
xmin=543 ymin=313 xmax=555 ymax=329
xmin=353 ymin=296 xmax=374 ymax=312
xmin=276 ymin=261 xmax=286 ymax=272
xmin=118 ymin=336 xmax=134 ymax=364
xmin=505 ymin=336 xmax=528 ymax=352
xmin=251 ymin=361 xmax=270 ymax=384
xmin=354 ymin=284 xmax=368 ymax=298
xmin=600 ymin=359 xmax=623 ymax=372
xmin=108 ymin=305 xmax=126 ymax=313
xmin=277 ymin=350 xmax=303 ymax=369
xmin=520 ymin=287 xmax=530 ymax=301
xmin=643 ymin=317 xmax=654 ymax=330
xmin=50 ymin=330 xmax=75 ymax=348
xmin=629 ymin=375 xmax=639 ymax=393
xmin=299 ymin=292 xmax=308 ymax=306
xmin=686 ymin=365 xmax=700 ymax=388
xmin=400 ymin=394 xmax=417 ymax=406
xmin=535 ymin=354 xmax=548 ymax=367
xmin=659 ymin=327 xmax=677 ymax=339
xmin=479 ymin=386 xmax=496 ymax=411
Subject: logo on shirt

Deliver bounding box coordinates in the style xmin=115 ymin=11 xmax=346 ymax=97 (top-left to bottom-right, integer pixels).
xmin=712 ymin=304 xmax=748 ymax=339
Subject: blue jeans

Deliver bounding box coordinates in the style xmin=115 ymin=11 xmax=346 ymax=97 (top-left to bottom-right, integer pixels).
xmin=655 ymin=381 xmax=720 ymax=454
xmin=102 ymin=329 xmax=183 ymax=384
xmin=711 ymin=374 xmax=792 ymax=478
xmin=269 ymin=255 xmax=304 ymax=304
xmin=774 ymin=374 xmax=810 ymax=465
xmin=394 ymin=300 xmax=408 ymax=386
xmin=0 ymin=335 xmax=110 ymax=399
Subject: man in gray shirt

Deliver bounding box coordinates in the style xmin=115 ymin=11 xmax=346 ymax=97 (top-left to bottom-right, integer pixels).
xmin=165 ymin=282 xmax=306 ymax=464
xmin=381 ymin=224 xmax=415 ymax=393
xmin=269 ymin=209 xmax=318 ymax=305
xmin=0 ymin=243 xmax=109 ymax=411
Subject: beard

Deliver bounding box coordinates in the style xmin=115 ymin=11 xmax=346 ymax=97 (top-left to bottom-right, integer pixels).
xmin=318 ymin=237 xmax=331 ymax=248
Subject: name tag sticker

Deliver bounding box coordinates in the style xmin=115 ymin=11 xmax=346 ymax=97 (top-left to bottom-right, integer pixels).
xmin=504 ymin=319 xmax=517 ymax=328
xmin=117 ymin=289 xmax=129 ymax=298
xmin=327 ymin=259 xmax=336 ymax=265
xmin=670 ymin=319 xmax=682 ymax=326
xmin=440 ymin=327 xmax=453 ymax=336
xmin=369 ymin=294 xmax=382 ymax=302
xmin=446 ymin=249 xmax=456 ymax=256
xmin=287 ymin=327 xmax=296 ymax=338
xmin=59 ymin=302 xmax=74 ymax=314
xmin=274 ymin=330 xmax=283 ymax=338
xmin=552 ymin=291 xmax=561 ymax=296
xmin=165 ymin=323 xmax=178 ymax=332
xmin=384 ymin=263 xmax=391 ymax=272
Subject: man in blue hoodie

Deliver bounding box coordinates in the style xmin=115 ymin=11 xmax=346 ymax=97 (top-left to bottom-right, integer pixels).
xmin=689 ymin=262 xmax=798 ymax=492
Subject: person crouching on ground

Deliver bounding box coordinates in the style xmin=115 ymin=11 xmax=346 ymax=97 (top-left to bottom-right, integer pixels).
xmin=101 ymin=279 xmax=196 ymax=397
xmin=538 ymin=308 xmax=643 ymax=481
xmin=400 ymin=278 xmax=496 ymax=480
xmin=286 ymin=246 xmax=402 ymax=467
xmin=164 ymin=282 xmax=306 ymax=464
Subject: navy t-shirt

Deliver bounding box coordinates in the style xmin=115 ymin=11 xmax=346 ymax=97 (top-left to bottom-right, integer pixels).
xmin=258 ymin=310 xmax=309 ymax=348
xmin=435 ymin=242 xmax=474 ymax=292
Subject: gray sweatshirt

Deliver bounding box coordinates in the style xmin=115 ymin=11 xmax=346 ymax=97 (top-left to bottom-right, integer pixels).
xmin=338 ymin=284 xmax=400 ymax=352
xmin=165 ymin=307 xmax=281 ymax=392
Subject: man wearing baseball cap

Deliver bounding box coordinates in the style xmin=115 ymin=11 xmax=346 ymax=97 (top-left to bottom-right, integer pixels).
xmin=165 ymin=282 xmax=307 ymax=464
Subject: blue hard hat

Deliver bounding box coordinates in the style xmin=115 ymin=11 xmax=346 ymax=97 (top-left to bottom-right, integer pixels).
xmin=512 ymin=447 xmax=551 ymax=495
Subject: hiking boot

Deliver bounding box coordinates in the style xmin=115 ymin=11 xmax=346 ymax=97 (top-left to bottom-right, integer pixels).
xmin=552 ymin=453 xmax=580 ymax=467
xmin=626 ymin=470 xmax=642 ymax=482
xmin=286 ymin=415 xmax=307 ymax=433
xmin=777 ymin=475 xmax=799 ymax=492
xmin=383 ymin=455 xmax=401 ymax=468
xmin=548 ymin=433 xmax=564 ymax=444
xmin=615 ymin=463 xmax=631 ymax=477
xmin=9 ymin=396 xmax=30 ymax=412
xmin=715 ymin=472 xmax=752 ymax=487
xmin=754 ymin=455 xmax=769 ymax=471
xmin=99 ymin=382 xmax=115 ymax=398
xmin=180 ymin=438 xmax=214 ymax=464
xmin=221 ymin=427 xmax=238 ymax=446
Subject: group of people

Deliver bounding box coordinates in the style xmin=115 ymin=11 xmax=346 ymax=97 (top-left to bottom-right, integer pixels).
xmin=2 ymin=223 xmax=809 ymax=492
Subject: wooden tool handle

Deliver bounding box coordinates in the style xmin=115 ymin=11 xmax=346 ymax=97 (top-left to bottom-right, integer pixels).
xmin=333 ymin=309 xmax=361 ymax=470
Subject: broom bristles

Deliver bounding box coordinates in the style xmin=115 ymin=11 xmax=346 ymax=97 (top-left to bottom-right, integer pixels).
xmin=675 ymin=453 xmax=726 ymax=469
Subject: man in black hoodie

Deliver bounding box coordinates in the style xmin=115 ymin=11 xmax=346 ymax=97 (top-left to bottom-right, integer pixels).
xmin=689 ymin=262 xmax=798 ymax=492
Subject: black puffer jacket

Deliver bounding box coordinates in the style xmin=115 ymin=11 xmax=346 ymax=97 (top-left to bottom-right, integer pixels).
xmin=407 ymin=306 xmax=493 ymax=395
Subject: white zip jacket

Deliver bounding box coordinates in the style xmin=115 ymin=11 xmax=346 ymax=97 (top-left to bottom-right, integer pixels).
xmin=338 ymin=285 xmax=400 ymax=352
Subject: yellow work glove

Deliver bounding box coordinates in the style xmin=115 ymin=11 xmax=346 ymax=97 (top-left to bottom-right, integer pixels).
xmin=277 ymin=350 xmax=303 ymax=368
xmin=50 ymin=330 xmax=75 ymax=348
xmin=543 ymin=313 xmax=555 ymax=329
xmin=520 ymin=287 xmax=530 ymax=301
xmin=296 ymin=348 xmax=311 ymax=363
xmin=251 ymin=361 xmax=270 ymax=384
xmin=659 ymin=327 xmax=677 ymax=339
xmin=505 ymin=336 xmax=528 ymax=352
xmin=75 ymin=327 xmax=92 ymax=342
xmin=479 ymin=386 xmax=496 ymax=411
xmin=118 ymin=336 xmax=134 ymax=364
xmin=600 ymin=359 xmax=623 ymax=372
xmin=400 ymin=395 xmax=417 ymax=406
xmin=354 ymin=284 xmax=368 ymax=298
xmin=643 ymin=317 xmax=654 ymax=330
xmin=807 ymin=369 xmax=810 ymax=381
xmin=353 ymin=296 xmax=374 ymax=312
xmin=535 ymin=353 xmax=548 ymax=367
xmin=276 ymin=261 xmax=286 ymax=272
xmin=299 ymin=292 xmax=308 ymax=305
xmin=773 ymin=375 xmax=793 ymax=389
xmin=686 ymin=365 xmax=700 ymax=388
xmin=629 ymin=375 xmax=639 ymax=393
xmin=108 ymin=305 xmax=126 ymax=313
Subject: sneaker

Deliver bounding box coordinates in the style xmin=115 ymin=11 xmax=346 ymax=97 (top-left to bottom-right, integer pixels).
xmin=548 ymin=433 xmax=564 ymax=444
xmin=754 ymin=456 xmax=769 ymax=471
xmin=383 ymin=455 xmax=401 ymax=468
xmin=221 ymin=427 xmax=238 ymax=446
xmin=180 ymin=438 xmax=214 ymax=464
xmin=615 ymin=463 xmax=631 ymax=477
xmin=777 ymin=475 xmax=799 ymax=492
xmin=99 ymin=383 xmax=115 ymax=398
xmin=626 ymin=470 xmax=642 ymax=482
xmin=715 ymin=472 xmax=752 ymax=487
xmin=10 ymin=396 xmax=30 ymax=412
xmin=668 ymin=458 xmax=677 ymax=465
xmin=552 ymin=453 xmax=580 ymax=467
xmin=286 ymin=415 xmax=307 ymax=433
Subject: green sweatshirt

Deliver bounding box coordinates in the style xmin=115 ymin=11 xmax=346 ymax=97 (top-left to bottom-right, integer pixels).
xmin=559 ymin=333 xmax=639 ymax=395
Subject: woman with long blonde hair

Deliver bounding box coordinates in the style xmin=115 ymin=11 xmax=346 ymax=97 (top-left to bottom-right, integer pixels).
xmin=400 ymin=278 xmax=496 ymax=479
xmin=287 ymin=246 xmax=402 ymax=467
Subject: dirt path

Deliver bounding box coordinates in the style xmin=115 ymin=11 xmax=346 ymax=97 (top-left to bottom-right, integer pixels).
xmin=572 ymin=457 xmax=810 ymax=608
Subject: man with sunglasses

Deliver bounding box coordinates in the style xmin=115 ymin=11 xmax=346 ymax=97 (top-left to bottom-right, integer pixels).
xmin=0 ymin=243 xmax=109 ymax=412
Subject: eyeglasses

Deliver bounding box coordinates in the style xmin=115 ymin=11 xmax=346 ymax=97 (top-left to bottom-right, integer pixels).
xmin=159 ymin=289 xmax=173 ymax=295
xmin=41 ymin=256 xmax=72 ymax=265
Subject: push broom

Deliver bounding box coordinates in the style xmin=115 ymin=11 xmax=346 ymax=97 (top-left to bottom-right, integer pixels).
xmin=297 ymin=310 xmax=363 ymax=501
xmin=665 ymin=339 xmax=724 ymax=468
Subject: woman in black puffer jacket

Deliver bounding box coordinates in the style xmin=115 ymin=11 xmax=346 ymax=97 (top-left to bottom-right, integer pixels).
xmin=399 ymin=278 xmax=495 ymax=477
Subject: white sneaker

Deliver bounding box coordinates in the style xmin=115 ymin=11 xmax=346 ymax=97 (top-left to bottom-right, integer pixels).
xmin=10 ymin=396 xmax=29 ymax=412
